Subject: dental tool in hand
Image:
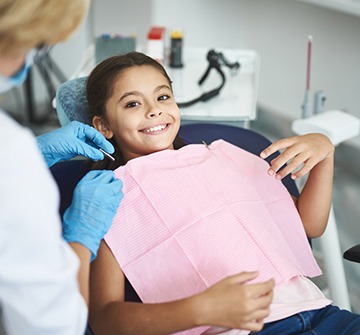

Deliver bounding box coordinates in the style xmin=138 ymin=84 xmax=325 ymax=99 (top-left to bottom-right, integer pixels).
xmin=99 ymin=148 xmax=115 ymax=161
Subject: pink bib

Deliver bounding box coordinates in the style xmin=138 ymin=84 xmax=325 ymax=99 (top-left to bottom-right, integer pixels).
xmin=105 ymin=140 xmax=321 ymax=335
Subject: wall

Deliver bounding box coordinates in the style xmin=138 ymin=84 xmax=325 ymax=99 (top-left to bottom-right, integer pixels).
xmin=91 ymin=0 xmax=152 ymax=46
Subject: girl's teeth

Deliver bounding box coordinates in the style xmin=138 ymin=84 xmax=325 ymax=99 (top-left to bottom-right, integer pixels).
xmin=145 ymin=124 xmax=166 ymax=132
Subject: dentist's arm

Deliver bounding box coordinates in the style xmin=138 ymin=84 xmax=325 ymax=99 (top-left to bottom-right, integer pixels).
xmin=63 ymin=170 xmax=123 ymax=304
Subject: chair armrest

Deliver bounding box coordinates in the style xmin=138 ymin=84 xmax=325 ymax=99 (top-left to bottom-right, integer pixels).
xmin=343 ymin=244 xmax=360 ymax=263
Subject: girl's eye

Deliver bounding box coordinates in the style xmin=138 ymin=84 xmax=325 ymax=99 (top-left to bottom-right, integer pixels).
xmin=158 ymin=94 xmax=170 ymax=101
xmin=126 ymin=101 xmax=140 ymax=108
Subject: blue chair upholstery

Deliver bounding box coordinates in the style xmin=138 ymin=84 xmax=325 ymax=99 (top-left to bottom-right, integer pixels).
xmin=55 ymin=76 xmax=90 ymax=126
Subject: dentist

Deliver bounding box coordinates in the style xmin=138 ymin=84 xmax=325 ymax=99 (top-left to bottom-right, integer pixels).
xmin=0 ymin=1 xmax=123 ymax=334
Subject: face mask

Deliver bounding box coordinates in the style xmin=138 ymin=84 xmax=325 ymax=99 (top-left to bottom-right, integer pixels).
xmin=0 ymin=49 xmax=35 ymax=94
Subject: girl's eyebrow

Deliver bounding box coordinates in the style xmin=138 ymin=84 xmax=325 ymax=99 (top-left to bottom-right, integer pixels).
xmin=154 ymin=84 xmax=171 ymax=93
xmin=118 ymin=85 xmax=171 ymax=103
xmin=118 ymin=91 xmax=140 ymax=103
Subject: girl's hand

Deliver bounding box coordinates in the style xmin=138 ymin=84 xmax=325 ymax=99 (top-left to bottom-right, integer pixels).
xmin=193 ymin=272 xmax=274 ymax=332
xmin=260 ymin=133 xmax=334 ymax=180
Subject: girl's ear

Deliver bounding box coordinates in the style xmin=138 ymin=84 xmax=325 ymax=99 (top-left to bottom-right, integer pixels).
xmin=92 ymin=116 xmax=114 ymax=139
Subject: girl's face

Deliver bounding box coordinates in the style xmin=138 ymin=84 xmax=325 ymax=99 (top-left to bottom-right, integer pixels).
xmin=93 ymin=65 xmax=180 ymax=163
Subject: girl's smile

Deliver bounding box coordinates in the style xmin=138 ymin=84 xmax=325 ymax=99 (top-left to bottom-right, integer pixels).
xmin=140 ymin=123 xmax=170 ymax=134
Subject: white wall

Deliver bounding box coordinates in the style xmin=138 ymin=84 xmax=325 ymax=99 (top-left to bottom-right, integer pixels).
xmin=90 ymin=0 xmax=152 ymax=46
xmin=51 ymin=10 xmax=93 ymax=79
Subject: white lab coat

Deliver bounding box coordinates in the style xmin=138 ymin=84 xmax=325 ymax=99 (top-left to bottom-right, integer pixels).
xmin=0 ymin=111 xmax=87 ymax=334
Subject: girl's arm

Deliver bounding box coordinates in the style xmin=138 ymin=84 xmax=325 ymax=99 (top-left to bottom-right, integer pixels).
xmin=89 ymin=241 xmax=274 ymax=335
xmin=69 ymin=242 xmax=91 ymax=305
xmin=260 ymin=133 xmax=335 ymax=238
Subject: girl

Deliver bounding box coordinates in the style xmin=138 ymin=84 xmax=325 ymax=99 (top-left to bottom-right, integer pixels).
xmin=86 ymin=52 xmax=359 ymax=335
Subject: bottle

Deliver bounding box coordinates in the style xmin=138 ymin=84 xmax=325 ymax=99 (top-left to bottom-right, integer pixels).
xmin=169 ymin=29 xmax=183 ymax=68
xmin=147 ymin=26 xmax=166 ymax=64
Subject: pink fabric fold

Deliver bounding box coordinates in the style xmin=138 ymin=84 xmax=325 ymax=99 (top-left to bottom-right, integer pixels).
xmin=105 ymin=139 xmax=321 ymax=335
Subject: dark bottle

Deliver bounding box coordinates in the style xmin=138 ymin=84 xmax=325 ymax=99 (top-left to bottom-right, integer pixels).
xmin=169 ymin=30 xmax=183 ymax=68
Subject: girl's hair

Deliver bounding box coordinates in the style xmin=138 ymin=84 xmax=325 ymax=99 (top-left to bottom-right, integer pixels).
xmin=0 ymin=0 xmax=89 ymax=56
xmin=86 ymin=52 xmax=187 ymax=170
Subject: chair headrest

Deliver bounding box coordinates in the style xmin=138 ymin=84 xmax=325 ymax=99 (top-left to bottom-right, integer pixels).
xmin=56 ymin=76 xmax=92 ymax=126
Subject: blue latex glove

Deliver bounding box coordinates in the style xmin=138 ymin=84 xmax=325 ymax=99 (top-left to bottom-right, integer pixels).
xmin=62 ymin=170 xmax=123 ymax=261
xmin=36 ymin=121 xmax=114 ymax=167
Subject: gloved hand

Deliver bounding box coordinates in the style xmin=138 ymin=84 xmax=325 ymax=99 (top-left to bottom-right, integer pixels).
xmin=36 ymin=121 xmax=114 ymax=167
xmin=62 ymin=170 xmax=123 ymax=261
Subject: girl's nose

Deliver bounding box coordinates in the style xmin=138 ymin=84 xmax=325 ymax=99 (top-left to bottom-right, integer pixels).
xmin=146 ymin=107 xmax=163 ymax=118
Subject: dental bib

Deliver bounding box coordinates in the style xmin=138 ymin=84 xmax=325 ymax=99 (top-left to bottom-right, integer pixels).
xmin=105 ymin=139 xmax=321 ymax=335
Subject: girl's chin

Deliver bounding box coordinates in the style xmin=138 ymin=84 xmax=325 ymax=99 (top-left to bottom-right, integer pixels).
xmin=146 ymin=143 xmax=174 ymax=154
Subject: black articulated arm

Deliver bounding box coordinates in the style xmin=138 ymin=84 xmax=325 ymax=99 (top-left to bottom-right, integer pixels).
xmin=344 ymin=244 xmax=360 ymax=263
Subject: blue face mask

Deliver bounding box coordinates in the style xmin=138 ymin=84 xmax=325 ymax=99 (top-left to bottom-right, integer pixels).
xmin=0 ymin=49 xmax=35 ymax=94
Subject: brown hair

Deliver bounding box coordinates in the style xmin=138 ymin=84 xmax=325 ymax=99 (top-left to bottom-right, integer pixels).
xmin=86 ymin=52 xmax=186 ymax=170
xmin=0 ymin=0 xmax=89 ymax=56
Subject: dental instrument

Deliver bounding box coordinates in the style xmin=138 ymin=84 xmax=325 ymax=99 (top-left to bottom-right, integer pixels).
xmin=202 ymin=140 xmax=210 ymax=149
xmin=176 ymin=49 xmax=240 ymax=108
xmin=99 ymin=148 xmax=115 ymax=161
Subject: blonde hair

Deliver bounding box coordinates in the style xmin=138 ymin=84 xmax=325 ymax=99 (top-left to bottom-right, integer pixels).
xmin=0 ymin=0 xmax=90 ymax=56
